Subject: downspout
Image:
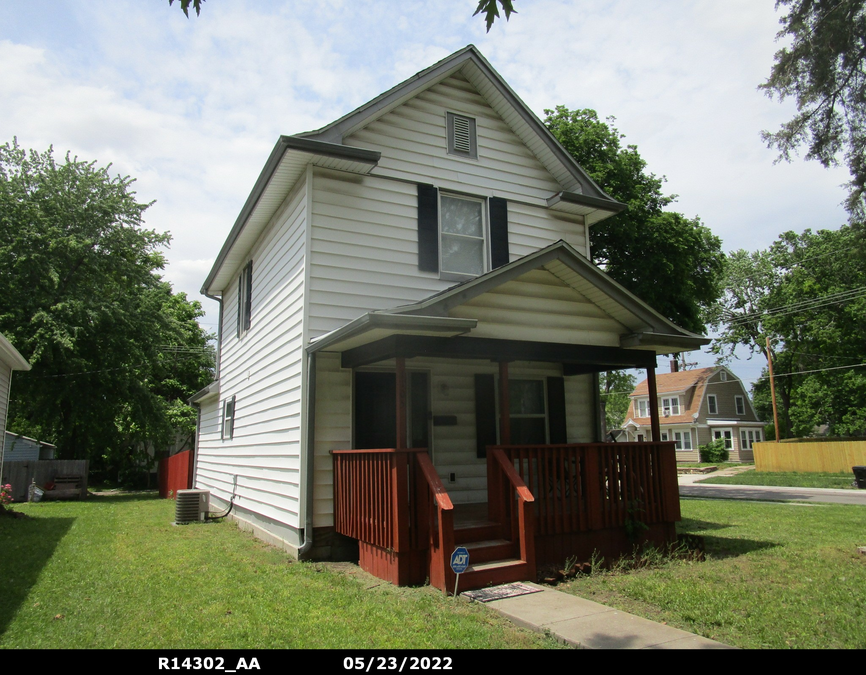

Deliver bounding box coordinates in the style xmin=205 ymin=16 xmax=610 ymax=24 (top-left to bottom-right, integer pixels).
xmin=297 ymin=349 xmax=316 ymax=558
xmin=0 ymin=369 xmax=12 ymax=490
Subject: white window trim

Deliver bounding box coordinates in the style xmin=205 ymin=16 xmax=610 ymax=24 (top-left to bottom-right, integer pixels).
xmin=661 ymin=396 xmax=680 ymax=416
xmin=222 ymin=395 xmax=236 ymax=441
xmin=735 ymin=395 xmax=745 ymax=416
xmin=638 ymin=399 xmax=649 ymax=418
xmin=238 ymin=260 xmax=253 ymax=337
xmin=713 ymin=427 xmax=733 ymax=450
xmin=438 ymin=192 xmax=489 ymax=282
xmin=707 ymin=394 xmax=718 ymax=415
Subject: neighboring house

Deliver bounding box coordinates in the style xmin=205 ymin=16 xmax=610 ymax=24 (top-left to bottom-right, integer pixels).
xmin=191 ymin=45 xmax=708 ymax=592
xmin=621 ymin=365 xmax=765 ymax=462
xmin=3 ymin=432 xmax=56 ymax=462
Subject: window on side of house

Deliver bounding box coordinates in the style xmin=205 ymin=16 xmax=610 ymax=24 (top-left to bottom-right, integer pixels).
xmin=713 ymin=428 xmax=733 ymax=450
xmin=735 ymin=395 xmax=745 ymax=416
xmin=222 ymin=395 xmax=236 ymax=440
xmin=507 ymin=379 xmax=547 ymax=445
xmin=674 ymin=430 xmax=693 ymax=450
xmin=446 ymin=112 xmax=478 ymax=159
xmin=638 ymin=399 xmax=648 ymax=417
xmin=720 ymin=370 xmax=727 ymax=382
xmin=237 ymin=260 xmax=253 ymax=337
xmin=440 ymin=194 xmax=486 ymax=279
xmin=707 ymin=394 xmax=718 ymax=415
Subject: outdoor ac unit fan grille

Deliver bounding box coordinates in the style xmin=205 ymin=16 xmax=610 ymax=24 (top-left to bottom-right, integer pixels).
xmin=175 ymin=489 xmax=210 ymax=524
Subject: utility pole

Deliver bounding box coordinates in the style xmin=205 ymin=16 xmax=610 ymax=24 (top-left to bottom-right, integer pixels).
xmin=765 ymin=336 xmax=781 ymax=441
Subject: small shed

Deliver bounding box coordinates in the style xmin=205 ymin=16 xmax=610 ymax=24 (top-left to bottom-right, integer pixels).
xmin=4 ymin=431 xmax=56 ymax=461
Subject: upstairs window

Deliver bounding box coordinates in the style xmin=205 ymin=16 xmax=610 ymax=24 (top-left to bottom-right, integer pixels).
xmin=440 ymin=194 xmax=486 ymax=278
xmin=661 ymin=397 xmax=680 ymax=416
xmin=417 ymin=185 xmax=509 ymax=280
xmin=720 ymin=370 xmax=728 ymax=382
xmin=446 ymin=112 xmax=477 ymax=159
xmin=638 ymin=399 xmax=648 ymax=417
xmin=707 ymin=395 xmax=718 ymax=415
xmin=735 ymin=395 xmax=746 ymax=416
xmin=237 ymin=261 xmax=253 ymax=337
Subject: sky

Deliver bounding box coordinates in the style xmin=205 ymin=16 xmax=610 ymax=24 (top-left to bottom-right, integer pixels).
xmin=0 ymin=0 xmax=853 ymax=391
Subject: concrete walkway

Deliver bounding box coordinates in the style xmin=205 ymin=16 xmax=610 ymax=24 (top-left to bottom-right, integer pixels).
xmin=480 ymin=583 xmax=734 ymax=649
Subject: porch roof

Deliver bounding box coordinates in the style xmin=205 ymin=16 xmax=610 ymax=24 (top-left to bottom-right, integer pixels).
xmin=308 ymin=240 xmax=709 ymax=365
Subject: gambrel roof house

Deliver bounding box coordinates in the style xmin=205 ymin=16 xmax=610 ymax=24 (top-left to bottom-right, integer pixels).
xmin=621 ymin=366 xmax=765 ymax=462
xmin=191 ymin=45 xmax=709 ymax=592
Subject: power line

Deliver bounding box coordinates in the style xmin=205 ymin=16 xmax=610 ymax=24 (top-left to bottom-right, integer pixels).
xmin=724 ymin=286 xmax=866 ymax=326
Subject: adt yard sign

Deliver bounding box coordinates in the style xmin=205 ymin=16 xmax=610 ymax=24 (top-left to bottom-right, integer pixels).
xmin=450 ymin=547 xmax=469 ymax=597
xmin=451 ymin=547 xmax=470 ymax=574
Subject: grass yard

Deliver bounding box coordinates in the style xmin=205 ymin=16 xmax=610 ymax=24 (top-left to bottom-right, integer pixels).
xmin=0 ymin=494 xmax=561 ymax=650
xmin=700 ymin=471 xmax=857 ymax=489
xmin=557 ymin=499 xmax=866 ymax=649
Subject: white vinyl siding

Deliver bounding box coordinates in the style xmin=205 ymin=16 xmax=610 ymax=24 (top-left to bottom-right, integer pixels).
xmin=307 ymin=170 xmax=590 ymax=339
xmin=344 ymin=72 xmax=563 ymax=204
xmin=196 ymin=178 xmax=308 ymax=533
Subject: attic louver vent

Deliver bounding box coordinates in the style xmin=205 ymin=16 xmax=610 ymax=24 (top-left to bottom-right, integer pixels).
xmin=447 ymin=112 xmax=477 ymax=159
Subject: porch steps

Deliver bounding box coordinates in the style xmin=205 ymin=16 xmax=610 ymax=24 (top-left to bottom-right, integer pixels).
xmin=459 ymin=559 xmax=533 ymax=590
xmin=463 ymin=538 xmax=517 ymax=564
xmin=452 ymin=519 xmax=530 ymax=589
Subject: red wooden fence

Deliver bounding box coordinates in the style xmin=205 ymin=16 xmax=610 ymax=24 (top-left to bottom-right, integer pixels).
xmin=158 ymin=450 xmax=193 ymax=499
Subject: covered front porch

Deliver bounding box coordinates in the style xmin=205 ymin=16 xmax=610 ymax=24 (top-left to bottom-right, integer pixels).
xmin=323 ymin=340 xmax=680 ymax=593
xmin=309 ymin=242 xmax=705 ymax=592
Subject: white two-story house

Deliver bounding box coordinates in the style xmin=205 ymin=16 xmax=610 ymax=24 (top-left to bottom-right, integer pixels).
xmin=191 ymin=45 xmax=708 ymax=592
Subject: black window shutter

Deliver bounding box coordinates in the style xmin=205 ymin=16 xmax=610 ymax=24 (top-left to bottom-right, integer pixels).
xmin=489 ymin=197 xmax=509 ymax=269
xmin=417 ymin=183 xmax=439 ymax=272
xmin=547 ymin=376 xmax=568 ymax=444
xmin=236 ymin=273 xmax=242 ymax=338
xmin=244 ymin=261 xmax=253 ymax=331
xmin=475 ymin=374 xmax=497 ymax=458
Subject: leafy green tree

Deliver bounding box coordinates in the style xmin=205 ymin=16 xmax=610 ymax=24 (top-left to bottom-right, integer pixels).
xmin=599 ymin=370 xmax=636 ymax=435
xmin=709 ymin=225 xmax=866 ymax=437
xmin=761 ymin=0 xmax=866 ymax=218
xmin=545 ymin=106 xmax=726 ymax=333
xmin=0 ymin=140 xmax=214 ymax=483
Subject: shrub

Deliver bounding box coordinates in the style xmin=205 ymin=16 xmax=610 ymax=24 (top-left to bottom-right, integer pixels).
xmin=699 ymin=438 xmax=729 ymax=463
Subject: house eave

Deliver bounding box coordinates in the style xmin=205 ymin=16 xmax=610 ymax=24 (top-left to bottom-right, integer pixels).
xmin=202 ymin=137 xmax=380 ymax=295
xmin=307 ymin=314 xmax=478 ymax=354
xmin=547 ymin=191 xmax=626 ymax=226
xmin=0 ymin=333 xmax=30 ymax=371
xmin=620 ymin=332 xmax=711 ymax=354
xmin=190 ymin=380 xmax=220 ymax=405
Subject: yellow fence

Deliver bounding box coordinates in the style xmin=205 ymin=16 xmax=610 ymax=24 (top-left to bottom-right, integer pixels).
xmin=754 ymin=441 xmax=866 ymax=473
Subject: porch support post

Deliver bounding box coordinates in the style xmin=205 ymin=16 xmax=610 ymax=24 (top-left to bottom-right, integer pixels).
xmin=499 ymin=361 xmax=511 ymax=445
xmin=396 ymin=356 xmax=407 ymax=449
xmin=647 ymin=360 xmax=661 ymax=442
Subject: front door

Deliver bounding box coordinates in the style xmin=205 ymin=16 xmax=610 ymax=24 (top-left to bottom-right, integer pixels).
xmin=354 ymin=371 xmax=430 ymax=450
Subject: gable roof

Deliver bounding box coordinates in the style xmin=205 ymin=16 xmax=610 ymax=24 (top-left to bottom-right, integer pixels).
xmin=202 ymin=45 xmax=625 ymax=296
xmin=309 ymin=240 xmax=709 ymax=356
xmin=299 ymin=45 xmax=619 ymax=206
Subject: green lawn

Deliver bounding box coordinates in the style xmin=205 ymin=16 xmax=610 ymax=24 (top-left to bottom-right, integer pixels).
xmin=557 ymin=499 xmax=866 ymax=649
xmin=700 ymin=471 xmax=857 ymax=489
xmin=0 ymin=494 xmax=560 ymax=649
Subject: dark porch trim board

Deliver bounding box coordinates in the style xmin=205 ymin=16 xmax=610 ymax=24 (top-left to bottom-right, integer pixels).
xmin=340 ymin=334 xmax=657 ymax=370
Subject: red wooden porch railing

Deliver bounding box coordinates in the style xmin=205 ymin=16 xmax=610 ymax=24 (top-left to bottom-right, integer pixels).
xmin=414 ymin=452 xmax=455 ymax=592
xmin=487 ymin=447 xmax=536 ymax=576
xmin=491 ymin=442 xmax=680 ymax=535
